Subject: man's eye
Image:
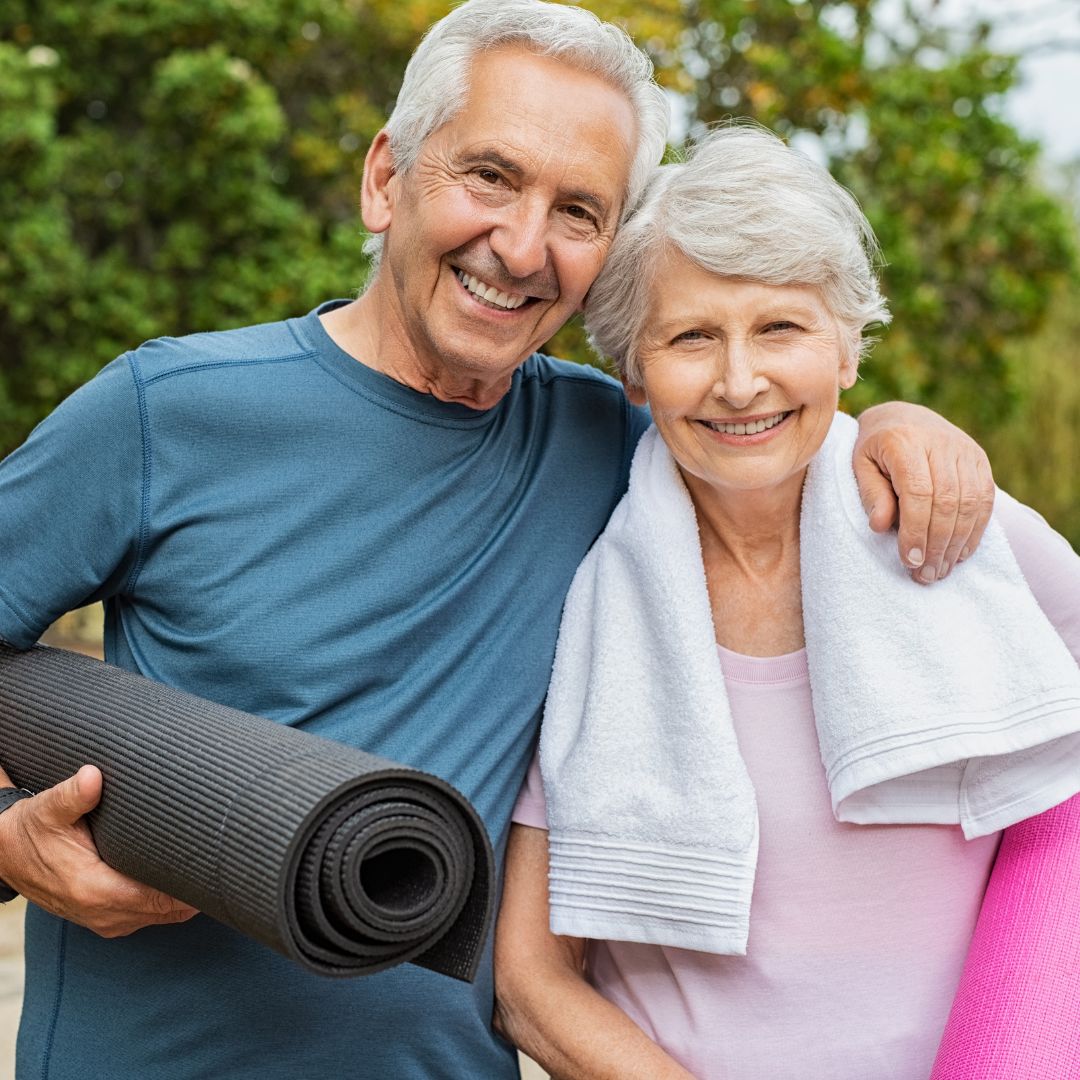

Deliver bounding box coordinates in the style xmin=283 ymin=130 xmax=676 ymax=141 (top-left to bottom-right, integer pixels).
xmin=564 ymin=205 xmax=597 ymax=225
xmin=476 ymin=169 xmax=502 ymax=184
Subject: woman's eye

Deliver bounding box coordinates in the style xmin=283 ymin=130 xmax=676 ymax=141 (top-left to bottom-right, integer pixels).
xmin=765 ymin=321 xmax=799 ymax=333
xmin=673 ymin=330 xmax=705 ymax=343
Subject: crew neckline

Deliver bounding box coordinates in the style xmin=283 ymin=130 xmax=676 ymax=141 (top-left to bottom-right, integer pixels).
xmin=289 ymin=299 xmax=512 ymax=428
xmin=716 ymin=642 xmax=809 ymax=685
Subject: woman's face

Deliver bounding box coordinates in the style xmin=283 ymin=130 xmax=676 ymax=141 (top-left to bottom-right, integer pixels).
xmin=628 ymin=252 xmax=858 ymax=504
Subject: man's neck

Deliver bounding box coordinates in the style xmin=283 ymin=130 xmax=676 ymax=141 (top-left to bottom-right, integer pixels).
xmin=317 ymin=293 xmax=514 ymax=411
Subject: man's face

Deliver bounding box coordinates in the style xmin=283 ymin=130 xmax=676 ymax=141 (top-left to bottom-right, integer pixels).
xmin=369 ymin=47 xmax=637 ymax=396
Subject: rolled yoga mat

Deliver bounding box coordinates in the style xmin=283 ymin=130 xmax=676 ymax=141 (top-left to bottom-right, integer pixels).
xmin=0 ymin=642 xmax=494 ymax=982
xmin=931 ymin=792 xmax=1080 ymax=1079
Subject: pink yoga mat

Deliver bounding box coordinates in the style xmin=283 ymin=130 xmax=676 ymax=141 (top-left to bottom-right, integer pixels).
xmin=931 ymin=792 xmax=1080 ymax=1079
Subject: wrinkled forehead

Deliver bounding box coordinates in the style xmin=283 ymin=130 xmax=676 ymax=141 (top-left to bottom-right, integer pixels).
xmin=435 ymin=46 xmax=638 ymax=201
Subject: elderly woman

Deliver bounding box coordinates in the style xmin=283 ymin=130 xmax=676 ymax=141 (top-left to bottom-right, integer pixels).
xmin=493 ymin=126 xmax=1080 ymax=1079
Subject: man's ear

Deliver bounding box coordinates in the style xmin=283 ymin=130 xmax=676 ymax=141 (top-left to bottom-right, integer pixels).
xmin=361 ymin=130 xmax=397 ymax=235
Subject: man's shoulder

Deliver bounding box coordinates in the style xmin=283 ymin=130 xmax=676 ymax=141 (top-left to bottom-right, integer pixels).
xmin=520 ymin=353 xmax=624 ymax=397
xmin=521 ymin=352 xmax=649 ymax=436
xmin=125 ymin=313 xmax=313 ymax=386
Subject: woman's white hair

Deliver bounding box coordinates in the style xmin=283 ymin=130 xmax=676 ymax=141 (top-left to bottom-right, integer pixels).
xmin=363 ymin=0 xmax=670 ymax=269
xmin=585 ymin=123 xmax=892 ymax=386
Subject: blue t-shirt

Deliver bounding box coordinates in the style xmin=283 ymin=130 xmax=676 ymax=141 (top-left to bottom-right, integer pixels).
xmin=0 ymin=302 xmax=649 ymax=1079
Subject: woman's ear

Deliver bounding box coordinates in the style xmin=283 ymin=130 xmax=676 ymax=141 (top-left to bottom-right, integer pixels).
xmin=361 ymin=130 xmax=397 ymax=235
xmin=838 ymin=341 xmax=859 ymax=391
xmin=622 ymin=377 xmax=648 ymax=407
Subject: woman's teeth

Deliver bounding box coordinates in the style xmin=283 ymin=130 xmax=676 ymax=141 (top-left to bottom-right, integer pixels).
xmin=703 ymin=411 xmax=790 ymax=435
xmin=454 ymin=269 xmax=527 ymax=310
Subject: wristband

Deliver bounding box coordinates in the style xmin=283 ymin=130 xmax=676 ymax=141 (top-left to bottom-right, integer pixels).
xmin=0 ymin=786 xmax=33 ymax=902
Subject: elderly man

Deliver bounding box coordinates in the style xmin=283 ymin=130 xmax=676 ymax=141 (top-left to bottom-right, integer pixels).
xmin=0 ymin=1 xmax=992 ymax=1077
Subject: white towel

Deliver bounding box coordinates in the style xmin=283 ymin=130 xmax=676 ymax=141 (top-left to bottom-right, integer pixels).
xmin=541 ymin=415 xmax=1080 ymax=955
xmin=803 ymin=413 xmax=1080 ymax=836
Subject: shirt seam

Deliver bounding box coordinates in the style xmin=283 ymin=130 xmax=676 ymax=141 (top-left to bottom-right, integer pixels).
xmin=123 ymin=352 xmax=152 ymax=595
xmin=139 ymin=352 xmax=312 ymax=387
xmin=0 ymin=587 xmax=39 ymax=639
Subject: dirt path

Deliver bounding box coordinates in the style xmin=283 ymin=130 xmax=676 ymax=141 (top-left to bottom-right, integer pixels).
xmin=0 ymin=900 xmax=22 ymax=1080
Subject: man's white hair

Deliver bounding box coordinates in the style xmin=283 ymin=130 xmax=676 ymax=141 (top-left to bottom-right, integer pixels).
xmin=585 ymin=123 xmax=892 ymax=386
xmin=363 ymin=0 xmax=670 ymax=271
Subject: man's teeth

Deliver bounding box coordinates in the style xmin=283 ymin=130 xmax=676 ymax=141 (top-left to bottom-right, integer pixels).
xmin=454 ymin=269 xmax=526 ymax=310
xmin=704 ymin=412 xmax=790 ymax=435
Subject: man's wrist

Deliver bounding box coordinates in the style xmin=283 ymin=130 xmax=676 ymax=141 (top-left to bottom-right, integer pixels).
xmin=0 ymin=787 xmax=33 ymax=902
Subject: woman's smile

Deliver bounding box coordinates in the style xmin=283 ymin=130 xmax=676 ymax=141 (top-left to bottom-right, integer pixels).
xmin=697 ymin=409 xmax=795 ymax=442
xmin=628 ymin=262 xmax=857 ymax=507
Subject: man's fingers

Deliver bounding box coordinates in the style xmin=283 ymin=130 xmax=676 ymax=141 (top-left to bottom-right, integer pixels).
xmin=852 ymin=449 xmax=900 ymax=534
xmin=914 ymin=452 xmax=962 ymax=583
xmin=942 ymin=454 xmax=996 ymax=574
xmin=0 ymin=763 xmax=198 ymax=938
xmin=89 ymin=876 xmax=200 ymax=938
xmin=883 ymin=448 xmax=936 ymax=574
xmin=35 ymin=764 xmax=103 ymax=827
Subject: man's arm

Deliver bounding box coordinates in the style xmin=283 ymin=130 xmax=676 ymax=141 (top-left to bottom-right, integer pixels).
xmin=0 ymin=763 xmax=197 ymax=935
xmin=0 ymin=356 xmax=196 ymax=935
xmin=494 ymin=824 xmax=695 ymax=1080
xmin=853 ymin=403 xmax=995 ymax=584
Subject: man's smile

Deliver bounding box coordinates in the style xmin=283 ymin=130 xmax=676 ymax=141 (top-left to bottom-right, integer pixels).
xmin=452 ymin=267 xmax=532 ymax=310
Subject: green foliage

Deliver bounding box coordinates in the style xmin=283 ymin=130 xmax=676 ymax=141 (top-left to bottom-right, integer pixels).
xmin=982 ymin=276 xmax=1080 ymax=550
xmin=0 ymin=0 xmax=423 ymax=454
xmin=2 ymin=0 xmax=1077 ymax=546
xmin=834 ymin=47 xmax=1075 ymax=427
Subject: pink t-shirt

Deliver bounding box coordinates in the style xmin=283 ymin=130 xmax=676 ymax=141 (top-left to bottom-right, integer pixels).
xmin=512 ymin=492 xmax=1080 ymax=1079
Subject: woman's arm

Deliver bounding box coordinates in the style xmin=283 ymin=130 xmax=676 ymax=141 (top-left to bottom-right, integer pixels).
xmin=494 ymin=824 xmax=695 ymax=1080
xmin=931 ymin=492 xmax=1080 ymax=1077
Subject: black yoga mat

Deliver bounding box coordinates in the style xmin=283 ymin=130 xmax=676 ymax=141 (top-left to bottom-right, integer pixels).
xmin=0 ymin=642 xmax=493 ymax=982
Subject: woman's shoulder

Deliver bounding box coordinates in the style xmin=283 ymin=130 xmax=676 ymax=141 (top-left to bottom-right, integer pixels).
xmin=993 ymin=489 xmax=1080 ymax=659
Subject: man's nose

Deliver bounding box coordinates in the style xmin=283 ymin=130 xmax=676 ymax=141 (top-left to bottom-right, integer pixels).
xmin=489 ymin=199 xmax=550 ymax=282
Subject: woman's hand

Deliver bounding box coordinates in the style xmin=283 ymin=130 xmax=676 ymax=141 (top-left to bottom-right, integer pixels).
xmin=853 ymin=403 xmax=995 ymax=584
xmin=495 ymin=824 xmax=696 ymax=1080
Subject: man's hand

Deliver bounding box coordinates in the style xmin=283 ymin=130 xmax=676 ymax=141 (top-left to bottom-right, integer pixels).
xmin=0 ymin=763 xmax=198 ymax=937
xmin=853 ymin=402 xmax=995 ymax=584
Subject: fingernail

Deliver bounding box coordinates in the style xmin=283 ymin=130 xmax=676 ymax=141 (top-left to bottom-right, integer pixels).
xmin=918 ymin=565 xmax=937 ymax=584
xmin=907 ymin=547 xmax=924 ymax=567
xmin=959 ymin=547 xmax=971 ymax=562
xmin=941 ymin=561 xmax=950 ymax=578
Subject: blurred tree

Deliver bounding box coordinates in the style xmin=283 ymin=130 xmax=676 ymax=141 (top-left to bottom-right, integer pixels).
xmin=983 ymin=273 xmax=1080 ymax=548
xmin=573 ymin=1 xmax=1075 ymax=430
xmin=0 ymin=0 xmax=456 ymax=455
xmin=1 ymin=0 xmax=1076 ymax=480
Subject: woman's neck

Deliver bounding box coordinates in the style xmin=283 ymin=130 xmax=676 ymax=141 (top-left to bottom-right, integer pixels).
xmin=683 ymin=469 xmax=807 ymax=657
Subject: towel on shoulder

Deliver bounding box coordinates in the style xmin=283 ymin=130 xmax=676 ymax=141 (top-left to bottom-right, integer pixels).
xmin=541 ymin=413 xmax=1080 ymax=955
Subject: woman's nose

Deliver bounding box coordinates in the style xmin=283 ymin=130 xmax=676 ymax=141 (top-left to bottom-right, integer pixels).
xmin=712 ymin=347 xmax=768 ymax=409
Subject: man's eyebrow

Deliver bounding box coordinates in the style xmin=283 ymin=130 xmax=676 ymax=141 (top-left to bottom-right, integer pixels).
xmin=457 ymin=148 xmax=613 ymax=220
xmin=457 ymin=149 xmax=525 ymax=175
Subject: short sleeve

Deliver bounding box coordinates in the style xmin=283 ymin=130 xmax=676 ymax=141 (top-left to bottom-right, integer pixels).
xmin=511 ymin=748 xmax=549 ymax=830
xmin=0 ymin=355 xmax=144 ymax=647
xmin=994 ymin=490 xmax=1080 ymax=665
